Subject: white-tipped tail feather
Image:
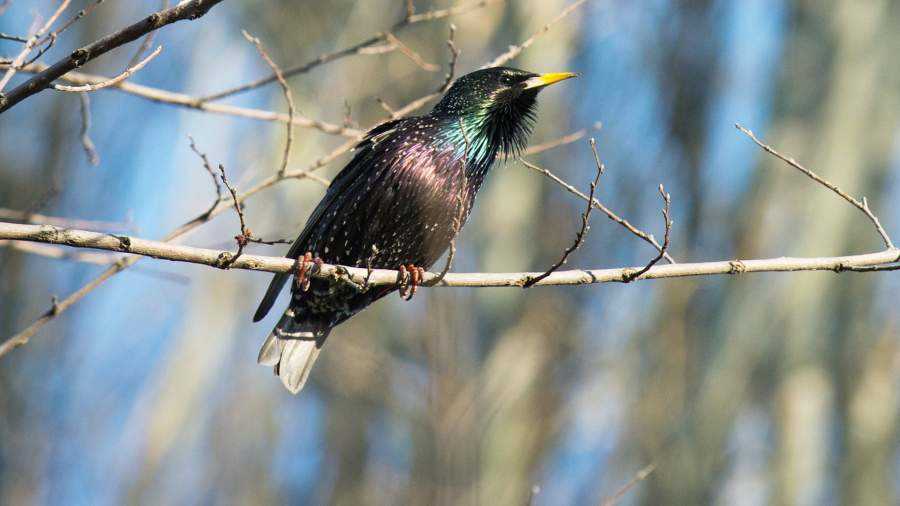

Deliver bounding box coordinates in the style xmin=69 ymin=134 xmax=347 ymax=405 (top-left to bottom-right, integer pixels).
xmin=258 ymin=312 xmax=329 ymax=394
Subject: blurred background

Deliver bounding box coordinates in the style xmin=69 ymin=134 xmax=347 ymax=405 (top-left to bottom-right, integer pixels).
xmin=1 ymin=0 xmax=899 ymax=504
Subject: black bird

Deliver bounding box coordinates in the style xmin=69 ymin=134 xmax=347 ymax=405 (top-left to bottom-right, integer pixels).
xmin=254 ymin=67 xmax=576 ymax=393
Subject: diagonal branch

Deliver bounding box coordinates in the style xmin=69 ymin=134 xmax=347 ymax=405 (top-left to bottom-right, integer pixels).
xmin=520 ymin=158 xmax=676 ymax=263
xmin=242 ymin=31 xmax=295 ymax=177
xmin=53 ymin=45 xmax=162 ymax=92
xmin=0 ymin=0 xmax=225 ymax=113
xmin=523 ymin=138 xmax=604 ymax=288
xmin=621 ymin=185 xmax=672 ymax=282
xmin=482 ymin=0 xmax=587 ymax=69
xmin=0 ymin=0 xmax=71 ymax=92
xmin=4 ymin=62 xmax=363 ymax=137
xmin=737 ymin=124 xmax=894 ymax=249
xmin=197 ymin=0 xmax=500 ymax=102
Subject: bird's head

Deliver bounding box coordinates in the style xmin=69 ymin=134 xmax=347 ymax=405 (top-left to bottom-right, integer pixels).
xmin=432 ymin=67 xmax=576 ymax=158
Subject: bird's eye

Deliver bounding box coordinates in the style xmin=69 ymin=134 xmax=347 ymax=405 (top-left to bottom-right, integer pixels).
xmin=500 ymin=74 xmax=515 ymax=85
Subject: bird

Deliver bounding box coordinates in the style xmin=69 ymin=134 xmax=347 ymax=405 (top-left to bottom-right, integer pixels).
xmin=254 ymin=67 xmax=576 ymax=394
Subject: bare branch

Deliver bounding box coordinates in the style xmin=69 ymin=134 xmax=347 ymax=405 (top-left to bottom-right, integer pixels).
xmin=0 ymin=208 xmax=133 ymax=232
xmin=600 ymin=463 xmax=657 ymax=506
xmin=520 ymin=158 xmax=676 ymax=263
xmin=126 ymin=0 xmax=169 ymax=68
xmin=622 ymin=185 xmax=672 ymax=282
xmin=385 ymin=32 xmax=440 ymax=72
xmin=482 ymin=0 xmax=586 ymax=69
xmin=77 ymin=92 xmax=100 ymax=165
xmin=1 ymin=221 xmax=897 ymax=292
xmin=6 ymin=62 xmax=362 ymax=137
xmin=523 ymin=138 xmax=603 ymax=288
xmin=242 ymin=31 xmax=295 ymax=177
xmin=0 ymin=0 xmax=225 ymax=113
xmin=188 ymin=135 xmax=223 ymax=218
xmin=0 ymin=0 xmax=71 ymax=92
xmin=391 ymin=0 xmax=586 ymax=121
xmin=519 ymin=127 xmax=588 ymax=156
xmin=737 ymin=124 xmax=895 ymax=249
xmin=440 ymin=24 xmax=460 ymax=93
xmin=0 ymin=33 xmax=28 ymax=43
xmin=1 ymin=239 xmax=119 ymax=265
xmin=216 ymin=163 xmax=250 ymax=267
xmin=197 ymin=0 xmax=499 ymax=102
xmin=53 ymin=46 xmax=162 ymax=92
xmin=0 ymin=255 xmax=128 ymax=359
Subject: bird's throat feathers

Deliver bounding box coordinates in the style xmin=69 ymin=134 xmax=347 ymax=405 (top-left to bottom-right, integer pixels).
xmin=442 ymin=94 xmax=538 ymax=167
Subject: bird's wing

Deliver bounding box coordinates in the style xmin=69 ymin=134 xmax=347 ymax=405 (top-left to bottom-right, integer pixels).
xmin=252 ymin=118 xmax=408 ymax=322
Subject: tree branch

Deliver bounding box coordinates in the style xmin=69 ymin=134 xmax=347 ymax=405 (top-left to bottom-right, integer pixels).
xmin=52 ymin=45 xmax=162 ymax=92
xmin=520 ymin=158 xmax=676 ymax=263
xmin=523 ymin=138 xmax=604 ymax=288
xmin=1 ymin=221 xmax=897 ymax=290
xmin=0 ymin=0 xmax=225 ymax=113
xmin=737 ymin=124 xmax=894 ymax=249
xmin=196 ymin=0 xmax=500 ymax=102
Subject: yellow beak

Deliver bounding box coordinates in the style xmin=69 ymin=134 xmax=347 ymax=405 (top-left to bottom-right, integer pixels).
xmin=522 ymin=72 xmax=578 ymax=90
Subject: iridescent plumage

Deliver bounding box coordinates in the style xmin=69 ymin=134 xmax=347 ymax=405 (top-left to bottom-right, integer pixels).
xmin=254 ymin=67 xmax=575 ymax=393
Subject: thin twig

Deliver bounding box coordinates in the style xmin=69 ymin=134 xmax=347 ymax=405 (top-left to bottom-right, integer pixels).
xmin=482 ymin=0 xmax=587 ymax=69
xmin=737 ymin=124 xmax=894 ymax=249
xmin=7 ymin=62 xmax=361 ymax=137
xmin=519 ymin=128 xmax=587 ymax=156
xmin=375 ymin=97 xmax=397 ymax=116
xmin=0 ymin=0 xmax=224 ymax=113
xmin=216 ymin=163 xmax=250 ymax=268
xmin=384 ymin=32 xmax=440 ymax=72
xmin=188 ymin=136 xmax=223 ymax=218
xmin=523 ymin=138 xmax=603 ymax=288
xmin=0 ymin=0 xmax=71 ymax=92
xmin=520 ymin=158 xmax=676 ymax=263
xmin=24 ymin=0 xmax=110 ymax=67
xmin=77 ymin=92 xmax=100 ymax=165
xmin=0 ymin=208 xmax=133 ymax=231
xmin=242 ymin=30 xmax=295 ymax=177
xmin=197 ymin=0 xmax=499 ymax=102
xmin=0 ymin=33 xmax=28 ymax=43
xmin=0 ymin=255 xmax=128 ymax=359
xmin=391 ymin=0 xmax=583 ymax=121
xmin=441 ymin=24 xmax=460 ymax=93
xmin=622 ymin=185 xmax=672 ymax=282
xmin=600 ymin=463 xmax=657 ymax=506
xmin=53 ymin=46 xmax=162 ymax=92
xmin=1 ymin=239 xmax=119 ymax=265
xmin=126 ymin=0 xmax=169 ymax=68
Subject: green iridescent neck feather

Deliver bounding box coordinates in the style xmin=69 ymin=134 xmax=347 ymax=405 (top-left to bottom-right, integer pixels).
xmin=431 ymin=67 xmax=542 ymax=163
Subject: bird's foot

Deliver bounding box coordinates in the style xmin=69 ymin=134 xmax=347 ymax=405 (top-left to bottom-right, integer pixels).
xmin=398 ymin=264 xmax=426 ymax=301
xmin=294 ymin=252 xmax=324 ymax=292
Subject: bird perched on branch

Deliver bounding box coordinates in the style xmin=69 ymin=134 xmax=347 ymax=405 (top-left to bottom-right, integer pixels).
xmin=254 ymin=67 xmax=576 ymax=393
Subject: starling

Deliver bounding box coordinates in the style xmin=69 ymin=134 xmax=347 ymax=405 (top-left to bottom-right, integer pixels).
xmin=254 ymin=67 xmax=576 ymax=393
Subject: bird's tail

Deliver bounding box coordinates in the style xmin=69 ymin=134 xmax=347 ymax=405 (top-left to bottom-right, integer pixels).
xmin=258 ymin=311 xmax=330 ymax=394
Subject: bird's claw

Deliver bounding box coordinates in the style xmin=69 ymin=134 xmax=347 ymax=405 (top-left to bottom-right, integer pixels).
xmin=398 ymin=264 xmax=425 ymax=301
xmin=294 ymin=252 xmax=323 ymax=292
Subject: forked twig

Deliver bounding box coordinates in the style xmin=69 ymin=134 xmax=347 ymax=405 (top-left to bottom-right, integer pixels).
xmin=523 ymin=138 xmax=604 ymax=288
xmin=520 ymin=158 xmax=676 ymax=263
xmin=621 ymin=185 xmax=672 ymax=282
